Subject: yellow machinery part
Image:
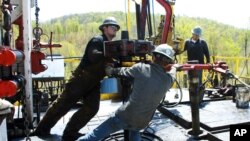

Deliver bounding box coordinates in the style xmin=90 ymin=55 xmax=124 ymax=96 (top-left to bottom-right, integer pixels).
xmin=101 ymin=93 xmax=121 ymax=101
xmin=0 ymin=0 xmax=3 ymax=26
xmin=127 ymin=0 xmax=131 ymax=35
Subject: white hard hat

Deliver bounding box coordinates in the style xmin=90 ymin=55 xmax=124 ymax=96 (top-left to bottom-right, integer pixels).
xmin=99 ymin=17 xmax=120 ymax=31
xmin=153 ymin=44 xmax=175 ymax=61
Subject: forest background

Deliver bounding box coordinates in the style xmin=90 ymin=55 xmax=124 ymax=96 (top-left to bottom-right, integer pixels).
xmin=19 ymin=12 xmax=250 ymax=79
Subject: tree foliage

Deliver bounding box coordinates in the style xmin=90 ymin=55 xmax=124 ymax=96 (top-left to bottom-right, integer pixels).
xmin=33 ymin=12 xmax=249 ymax=79
xmin=38 ymin=12 xmax=249 ymax=58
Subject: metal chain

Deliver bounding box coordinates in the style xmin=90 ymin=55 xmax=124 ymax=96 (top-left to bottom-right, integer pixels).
xmin=2 ymin=0 xmax=12 ymax=46
xmin=35 ymin=0 xmax=39 ymax=39
xmin=33 ymin=0 xmax=41 ymax=49
xmin=35 ymin=0 xmax=39 ymax=30
xmin=22 ymin=89 xmax=31 ymax=141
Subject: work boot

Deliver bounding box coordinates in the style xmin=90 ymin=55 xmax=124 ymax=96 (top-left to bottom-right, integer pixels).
xmin=30 ymin=128 xmax=51 ymax=137
xmin=62 ymin=132 xmax=85 ymax=141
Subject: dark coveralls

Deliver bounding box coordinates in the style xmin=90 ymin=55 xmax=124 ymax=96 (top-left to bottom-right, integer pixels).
xmin=184 ymin=38 xmax=210 ymax=103
xmin=35 ymin=34 xmax=109 ymax=140
xmin=184 ymin=38 xmax=210 ymax=65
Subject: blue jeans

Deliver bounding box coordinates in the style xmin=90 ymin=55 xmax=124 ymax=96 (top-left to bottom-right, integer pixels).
xmin=77 ymin=114 xmax=141 ymax=141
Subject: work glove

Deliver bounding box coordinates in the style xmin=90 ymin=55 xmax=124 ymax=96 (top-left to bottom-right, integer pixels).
xmin=105 ymin=65 xmax=114 ymax=77
xmin=0 ymin=98 xmax=14 ymax=115
xmin=71 ymin=67 xmax=83 ymax=77
xmin=172 ymin=64 xmax=183 ymax=71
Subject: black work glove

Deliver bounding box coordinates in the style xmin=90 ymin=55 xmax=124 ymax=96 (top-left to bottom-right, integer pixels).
xmin=105 ymin=65 xmax=114 ymax=77
xmin=71 ymin=67 xmax=83 ymax=77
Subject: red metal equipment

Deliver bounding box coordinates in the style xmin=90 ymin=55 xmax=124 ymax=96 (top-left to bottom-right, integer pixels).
xmin=14 ymin=16 xmax=62 ymax=74
xmin=0 ymin=80 xmax=18 ymax=97
xmin=0 ymin=75 xmax=25 ymax=98
xmin=164 ymin=61 xmax=229 ymax=75
xmin=136 ymin=0 xmax=173 ymax=43
xmin=156 ymin=0 xmax=173 ymax=44
xmin=39 ymin=32 xmax=62 ymax=61
xmin=180 ymin=61 xmax=229 ymax=74
xmin=31 ymin=32 xmax=62 ymax=74
xmin=0 ymin=47 xmax=25 ymax=97
xmin=31 ymin=51 xmax=47 ymax=75
xmin=0 ymin=47 xmax=24 ymax=66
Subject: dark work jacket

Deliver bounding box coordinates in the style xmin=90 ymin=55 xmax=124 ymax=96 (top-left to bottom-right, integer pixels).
xmin=184 ymin=38 xmax=210 ymax=64
xmin=78 ymin=34 xmax=108 ymax=79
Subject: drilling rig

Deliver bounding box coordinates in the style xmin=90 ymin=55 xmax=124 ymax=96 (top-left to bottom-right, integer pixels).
xmin=0 ymin=0 xmax=61 ymax=140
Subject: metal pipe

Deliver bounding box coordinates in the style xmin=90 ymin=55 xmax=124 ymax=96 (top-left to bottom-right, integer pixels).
xmin=156 ymin=0 xmax=172 ymax=43
xmin=22 ymin=0 xmax=33 ymax=122
xmin=187 ymin=61 xmax=203 ymax=137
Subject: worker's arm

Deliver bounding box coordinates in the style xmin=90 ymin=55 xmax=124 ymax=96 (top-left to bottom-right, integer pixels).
xmin=167 ymin=64 xmax=182 ymax=83
xmin=87 ymin=37 xmax=104 ymax=64
xmin=105 ymin=63 xmax=141 ymax=79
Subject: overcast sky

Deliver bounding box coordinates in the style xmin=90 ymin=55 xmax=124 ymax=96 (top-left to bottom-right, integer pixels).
xmin=32 ymin=0 xmax=250 ymax=29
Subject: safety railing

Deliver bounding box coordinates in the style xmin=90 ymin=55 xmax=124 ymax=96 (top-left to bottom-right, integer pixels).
xmin=175 ymin=55 xmax=250 ymax=88
xmin=62 ymin=55 xmax=250 ymax=89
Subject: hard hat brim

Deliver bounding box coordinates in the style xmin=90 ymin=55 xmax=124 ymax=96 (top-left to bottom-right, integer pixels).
xmin=152 ymin=50 xmax=174 ymax=61
xmin=99 ymin=24 xmax=120 ymax=31
xmin=191 ymin=29 xmax=201 ymax=36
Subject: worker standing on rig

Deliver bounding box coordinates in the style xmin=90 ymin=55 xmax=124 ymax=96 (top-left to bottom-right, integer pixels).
xmin=181 ymin=26 xmax=210 ymax=106
xmin=33 ymin=17 xmax=120 ymax=141
xmin=183 ymin=26 xmax=210 ymax=84
xmin=77 ymin=44 xmax=180 ymax=141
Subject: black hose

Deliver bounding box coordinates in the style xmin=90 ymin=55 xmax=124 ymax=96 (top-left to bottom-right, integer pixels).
xmin=102 ymin=131 xmax=163 ymax=141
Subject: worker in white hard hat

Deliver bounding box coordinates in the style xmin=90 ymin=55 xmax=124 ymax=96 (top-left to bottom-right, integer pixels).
xmin=33 ymin=17 xmax=120 ymax=141
xmin=77 ymin=44 xmax=181 ymax=141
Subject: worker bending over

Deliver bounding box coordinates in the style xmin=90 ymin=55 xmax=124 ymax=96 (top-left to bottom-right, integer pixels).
xmin=77 ymin=44 xmax=181 ymax=141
